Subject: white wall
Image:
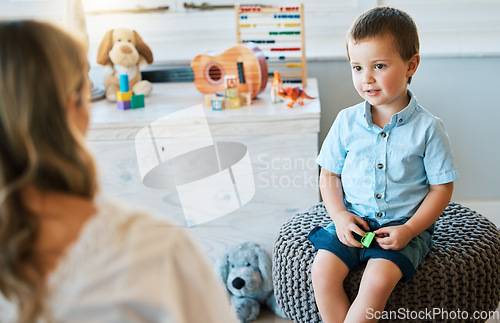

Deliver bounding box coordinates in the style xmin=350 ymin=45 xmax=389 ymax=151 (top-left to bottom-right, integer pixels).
xmin=308 ymin=56 xmax=500 ymax=203
xmin=79 ymin=0 xmax=500 ymax=65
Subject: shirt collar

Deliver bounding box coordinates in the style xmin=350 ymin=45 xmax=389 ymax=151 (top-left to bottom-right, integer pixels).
xmin=363 ymin=89 xmax=418 ymax=128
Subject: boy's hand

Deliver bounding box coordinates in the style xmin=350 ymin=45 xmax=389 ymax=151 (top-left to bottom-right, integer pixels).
xmin=333 ymin=211 xmax=370 ymax=248
xmin=374 ymin=225 xmax=415 ymax=250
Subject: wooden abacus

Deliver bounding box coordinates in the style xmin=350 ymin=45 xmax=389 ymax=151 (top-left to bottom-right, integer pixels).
xmin=235 ymin=4 xmax=308 ymax=88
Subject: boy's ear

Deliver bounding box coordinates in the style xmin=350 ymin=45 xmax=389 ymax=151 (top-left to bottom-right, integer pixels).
xmin=407 ymin=53 xmax=420 ymax=78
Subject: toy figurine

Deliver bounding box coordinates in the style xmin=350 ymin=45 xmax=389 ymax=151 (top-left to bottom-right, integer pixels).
xmin=361 ymin=232 xmax=376 ymax=248
xmin=277 ymin=86 xmax=315 ymax=108
xmin=270 ymin=70 xmax=283 ymax=103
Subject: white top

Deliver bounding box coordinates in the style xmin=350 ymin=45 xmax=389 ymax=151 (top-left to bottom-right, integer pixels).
xmin=0 ymin=198 xmax=237 ymax=323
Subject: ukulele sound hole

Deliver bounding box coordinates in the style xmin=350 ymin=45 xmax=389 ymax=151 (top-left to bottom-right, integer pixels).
xmin=207 ymin=64 xmax=223 ymax=84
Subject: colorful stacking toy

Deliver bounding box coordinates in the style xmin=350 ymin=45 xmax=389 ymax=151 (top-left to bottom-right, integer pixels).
xmin=116 ymin=74 xmax=145 ymax=110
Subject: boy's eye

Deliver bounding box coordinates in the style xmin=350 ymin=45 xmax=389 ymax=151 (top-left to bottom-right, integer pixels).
xmin=375 ymin=64 xmax=385 ymax=69
xmin=352 ymin=66 xmax=362 ymax=72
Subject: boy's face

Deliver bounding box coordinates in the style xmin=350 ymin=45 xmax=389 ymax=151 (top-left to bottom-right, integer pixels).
xmin=348 ymin=35 xmax=419 ymax=111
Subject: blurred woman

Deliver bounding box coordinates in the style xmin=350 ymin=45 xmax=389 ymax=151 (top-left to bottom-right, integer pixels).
xmin=0 ymin=20 xmax=236 ymax=322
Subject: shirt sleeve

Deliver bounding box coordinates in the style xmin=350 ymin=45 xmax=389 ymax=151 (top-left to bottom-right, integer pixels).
xmin=316 ymin=110 xmax=347 ymax=174
xmin=423 ymin=118 xmax=459 ymax=185
xmin=162 ymin=231 xmax=237 ymax=323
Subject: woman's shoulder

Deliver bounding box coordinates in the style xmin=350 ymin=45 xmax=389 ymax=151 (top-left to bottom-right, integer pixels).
xmin=76 ymin=196 xmax=191 ymax=256
xmin=97 ymin=197 xmax=181 ymax=232
xmin=47 ymin=197 xmax=204 ymax=319
xmin=49 ymin=196 xmax=198 ymax=286
xmin=49 ymin=197 xmax=188 ymax=279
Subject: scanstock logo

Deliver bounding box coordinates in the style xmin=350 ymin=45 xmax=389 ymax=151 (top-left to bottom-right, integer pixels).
xmin=135 ymin=104 xmax=255 ymax=226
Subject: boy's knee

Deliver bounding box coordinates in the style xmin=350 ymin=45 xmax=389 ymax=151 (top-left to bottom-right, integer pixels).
xmin=311 ymin=251 xmax=349 ymax=287
xmin=362 ymin=275 xmax=395 ymax=295
xmin=310 ymin=256 xmax=326 ymax=280
xmin=360 ymin=261 xmax=402 ymax=294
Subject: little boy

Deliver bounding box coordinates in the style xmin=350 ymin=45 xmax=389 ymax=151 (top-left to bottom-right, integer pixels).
xmin=308 ymin=7 xmax=458 ymax=322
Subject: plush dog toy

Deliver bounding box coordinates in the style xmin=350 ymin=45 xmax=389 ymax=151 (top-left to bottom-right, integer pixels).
xmin=97 ymin=28 xmax=153 ymax=101
xmin=215 ymin=242 xmax=286 ymax=322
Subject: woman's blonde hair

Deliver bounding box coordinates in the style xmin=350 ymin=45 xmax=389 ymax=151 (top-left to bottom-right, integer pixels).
xmin=0 ymin=20 xmax=98 ymax=321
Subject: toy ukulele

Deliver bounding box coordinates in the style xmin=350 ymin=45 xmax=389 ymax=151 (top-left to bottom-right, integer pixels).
xmin=190 ymin=42 xmax=268 ymax=99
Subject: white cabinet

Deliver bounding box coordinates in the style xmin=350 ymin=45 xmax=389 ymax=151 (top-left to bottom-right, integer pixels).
xmin=88 ymin=79 xmax=320 ymax=259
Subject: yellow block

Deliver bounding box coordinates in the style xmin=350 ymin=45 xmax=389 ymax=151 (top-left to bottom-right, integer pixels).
xmin=229 ymin=97 xmax=240 ymax=109
xmin=204 ymin=94 xmax=217 ymax=107
xmin=239 ymin=93 xmax=252 ymax=106
xmin=117 ymin=90 xmax=132 ymax=102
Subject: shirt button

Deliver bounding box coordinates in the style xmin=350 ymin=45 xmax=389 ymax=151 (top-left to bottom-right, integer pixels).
xmin=376 ymin=212 xmax=383 ymax=217
xmin=380 ymin=132 xmax=386 ymax=138
xmin=376 ymin=193 xmax=382 ymax=199
xmin=377 ymin=163 xmax=384 ymax=169
xmin=398 ymin=118 xmax=403 ymax=123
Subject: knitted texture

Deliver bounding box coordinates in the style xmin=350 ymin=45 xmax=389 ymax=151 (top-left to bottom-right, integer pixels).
xmin=273 ymin=202 xmax=500 ymax=323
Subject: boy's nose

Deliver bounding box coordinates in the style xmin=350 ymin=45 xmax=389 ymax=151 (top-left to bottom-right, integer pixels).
xmin=362 ymin=73 xmax=374 ymax=84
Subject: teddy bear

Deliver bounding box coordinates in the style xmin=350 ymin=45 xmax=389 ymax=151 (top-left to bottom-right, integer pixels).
xmin=215 ymin=242 xmax=286 ymax=322
xmin=97 ymin=28 xmax=154 ymax=101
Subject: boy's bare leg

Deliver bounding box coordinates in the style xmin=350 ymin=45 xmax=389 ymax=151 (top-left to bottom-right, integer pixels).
xmin=345 ymin=258 xmax=403 ymax=322
xmin=311 ymin=250 xmax=351 ymax=323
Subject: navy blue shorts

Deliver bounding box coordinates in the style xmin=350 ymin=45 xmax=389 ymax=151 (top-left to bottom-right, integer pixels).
xmin=308 ymin=217 xmax=434 ymax=281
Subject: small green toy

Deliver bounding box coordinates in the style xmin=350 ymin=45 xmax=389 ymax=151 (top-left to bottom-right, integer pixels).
xmin=361 ymin=232 xmax=376 ymax=248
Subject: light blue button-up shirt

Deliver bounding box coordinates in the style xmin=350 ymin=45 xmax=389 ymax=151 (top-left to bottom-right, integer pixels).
xmin=317 ymin=90 xmax=458 ymax=225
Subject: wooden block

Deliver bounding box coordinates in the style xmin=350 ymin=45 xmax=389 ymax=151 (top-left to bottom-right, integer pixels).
xmin=119 ymin=74 xmax=129 ymax=92
xmin=204 ymin=94 xmax=217 ymax=107
xmin=239 ymin=92 xmax=252 ymax=106
xmin=224 ymin=75 xmax=238 ymax=88
xmin=116 ymin=100 xmax=131 ymax=110
xmin=117 ymin=90 xmax=133 ymax=102
xmin=225 ymin=87 xmax=238 ymax=98
xmin=131 ymin=94 xmax=145 ymax=109
xmin=212 ymin=98 xmax=225 ymax=110
xmin=228 ymin=97 xmax=240 ymax=109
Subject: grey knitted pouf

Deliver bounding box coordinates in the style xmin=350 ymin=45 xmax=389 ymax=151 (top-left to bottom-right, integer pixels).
xmin=273 ymin=202 xmax=500 ymax=323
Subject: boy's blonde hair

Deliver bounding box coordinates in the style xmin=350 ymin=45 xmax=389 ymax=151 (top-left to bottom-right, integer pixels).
xmin=346 ymin=6 xmax=419 ymax=83
xmin=0 ymin=20 xmax=98 ymax=321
